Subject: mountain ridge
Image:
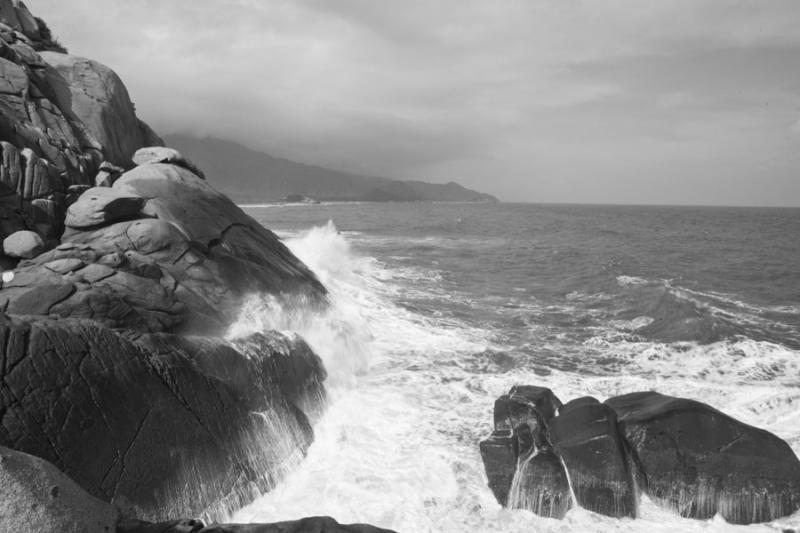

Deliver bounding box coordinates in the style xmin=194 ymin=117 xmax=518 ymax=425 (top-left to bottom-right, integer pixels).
xmin=165 ymin=134 xmax=498 ymax=203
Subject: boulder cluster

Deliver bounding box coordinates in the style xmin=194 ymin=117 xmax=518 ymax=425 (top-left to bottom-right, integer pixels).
xmin=0 ymin=1 xmax=369 ymax=531
xmin=480 ymin=386 xmax=800 ymax=524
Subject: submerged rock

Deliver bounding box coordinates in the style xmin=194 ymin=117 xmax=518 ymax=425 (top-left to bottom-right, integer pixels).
xmin=606 ymin=391 xmax=800 ymax=524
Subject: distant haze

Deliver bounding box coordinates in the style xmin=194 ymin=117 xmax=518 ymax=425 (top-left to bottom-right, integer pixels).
xmin=29 ymin=0 xmax=800 ymax=206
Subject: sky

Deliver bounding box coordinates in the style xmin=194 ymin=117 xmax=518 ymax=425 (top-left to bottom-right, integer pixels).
xmin=28 ymin=0 xmax=800 ymax=206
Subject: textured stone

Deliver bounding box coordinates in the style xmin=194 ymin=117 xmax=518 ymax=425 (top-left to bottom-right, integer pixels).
xmin=64 ymin=186 xmax=144 ymax=228
xmin=0 ymin=445 xmax=119 ymax=533
xmin=133 ymin=146 xmax=206 ymax=180
xmin=2 ymin=229 xmax=43 ymax=258
xmin=0 ymin=314 xmax=327 ymax=521
xmin=606 ymin=391 xmax=800 ymax=524
xmin=550 ymin=397 xmax=636 ymax=518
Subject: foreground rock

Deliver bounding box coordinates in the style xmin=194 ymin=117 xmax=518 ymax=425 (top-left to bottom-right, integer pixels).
xmin=0 ymin=445 xmax=119 ymax=533
xmin=0 ymin=1 xmax=333 ymax=526
xmin=119 ymin=516 xmax=397 ymax=533
xmin=607 ymin=391 xmax=800 ymax=524
xmin=480 ymin=386 xmax=800 ymax=524
xmin=0 ymin=314 xmax=327 ymax=521
xmin=0 ymin=444 xmax=394 ymax=533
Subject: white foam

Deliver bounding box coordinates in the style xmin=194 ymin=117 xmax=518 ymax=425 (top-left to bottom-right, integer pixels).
xmin=228 ymin=222 xmax=800 ymax=532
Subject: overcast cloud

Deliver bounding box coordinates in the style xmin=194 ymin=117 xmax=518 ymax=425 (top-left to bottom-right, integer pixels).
xmin=28 ymin=0 xmax=800 ymax=205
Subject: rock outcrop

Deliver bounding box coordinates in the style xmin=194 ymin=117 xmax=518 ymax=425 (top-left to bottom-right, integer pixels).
xmin=480 ymin=386 xmax=800 ymax=524
xmin=0 ymin=313 xmax=327 ymax=521
xmin=0 ymin=1 xmax=332 ymax=525
xmin=0 ymin=0 xmax=163 ymax=260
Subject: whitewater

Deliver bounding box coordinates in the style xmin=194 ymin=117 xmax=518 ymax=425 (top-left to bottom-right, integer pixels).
xmin=228 ymin=203 xmax=800 ymax=532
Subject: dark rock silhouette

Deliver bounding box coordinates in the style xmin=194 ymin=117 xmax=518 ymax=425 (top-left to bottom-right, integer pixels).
xmin=480 ymin=386 xmax=800 ymax=524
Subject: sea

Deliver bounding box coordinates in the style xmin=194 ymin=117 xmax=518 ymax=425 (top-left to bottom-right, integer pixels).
xmin=228 ymin=202 xmax=800 ymax=533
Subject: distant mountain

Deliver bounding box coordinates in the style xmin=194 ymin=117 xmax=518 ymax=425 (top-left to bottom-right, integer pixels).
xmin=164 ymin=135 xmax=498 ymax=203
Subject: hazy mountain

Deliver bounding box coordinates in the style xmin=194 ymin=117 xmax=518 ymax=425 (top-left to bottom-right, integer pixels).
xmin=165 ymin=135 xmax=497 ymax=203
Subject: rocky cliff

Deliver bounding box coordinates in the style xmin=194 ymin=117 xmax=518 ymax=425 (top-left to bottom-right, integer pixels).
xmin=0 ymin=1 xmax=346 ymax=529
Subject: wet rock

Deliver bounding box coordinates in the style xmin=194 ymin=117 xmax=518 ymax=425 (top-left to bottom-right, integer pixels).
xmin=479 ymin=432 xmax=517 ymax=506
xmin=480 ymin=386 xmax=564 ymax=508
xmin=133 ymin=146 xmax=206 ymax=180
xmin=550 ymin=397 xmax=637 ymax=518
xmin=2 ymin=229 xmax=43 ymax=258
xmin=0 ymin=445 xmax=119 ymax=533
xmin=120 ymin=516 xmax=397 ymax=533
xmin=64 ymin=187 xmax=145 ymax=228
xmin=509 ymin=447 xmax=571 ymax=519
xmin=606 ymin=391 xmax=800 ymax=524
xmin=0 ymin=314 xmax=327 ymax=521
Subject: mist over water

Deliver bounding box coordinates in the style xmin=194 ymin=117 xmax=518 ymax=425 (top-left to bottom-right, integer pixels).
xmin=232 ymin=203 xmax=800 ymax=532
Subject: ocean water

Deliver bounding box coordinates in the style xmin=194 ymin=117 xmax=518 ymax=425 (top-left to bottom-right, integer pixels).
xmin=230 ymin=202 xmax=800 ymax=532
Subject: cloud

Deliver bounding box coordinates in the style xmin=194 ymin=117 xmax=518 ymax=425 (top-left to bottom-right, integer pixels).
xmin=24 ymin=0 xmax=800 ymax=205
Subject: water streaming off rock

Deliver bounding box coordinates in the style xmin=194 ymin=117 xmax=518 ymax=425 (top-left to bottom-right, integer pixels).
xmin=229 ymin=203 xmax=800 ymax=532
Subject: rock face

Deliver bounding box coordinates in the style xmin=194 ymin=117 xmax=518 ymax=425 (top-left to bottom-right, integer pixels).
xmin=0 ymin=1 xmax=163 ymax=261
xmin=606 ymin=391 xmax=800 ymax=524
xmin=0 ymin=445 xmax=120 ymax=533
xmin=480 ymin=386 xmax=800 ymax=524
xmin=549 ymin=397 xmax=636 ymax=517
xmin=480 ymin=385 xmax=571 ymax=517
xmin=0 ymin=314 xmax=327 ymax=521
xmin=0 ymin=2 xmax=333 ymax=525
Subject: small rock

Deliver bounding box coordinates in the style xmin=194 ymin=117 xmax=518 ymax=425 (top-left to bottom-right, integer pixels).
xmin=78 ymin=263 xmax=115 ymax=283
xmin=132 ymin=146 xmax=206 ymax=179
xmin=44 ymin=257 xmax=85 ymax=274
xmin=3 ymin=230 xmax=44 ymax=259
xmin=64 ymin=187 xmax=145 ymax=229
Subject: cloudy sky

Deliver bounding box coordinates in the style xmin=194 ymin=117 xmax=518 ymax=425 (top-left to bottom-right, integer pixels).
xmin=29 ymin=0 xmax=800 ymax=205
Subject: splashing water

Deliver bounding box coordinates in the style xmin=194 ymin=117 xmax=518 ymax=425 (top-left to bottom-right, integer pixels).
xmin=229 ymin=206 xmax=800 ymax=533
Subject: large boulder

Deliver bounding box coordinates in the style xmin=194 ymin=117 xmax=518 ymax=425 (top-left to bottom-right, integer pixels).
xmin=64 ymin=186 xmax=145 ymax=228
xmin=114 ymin=163 xmax=326 ymax=303
xmin=0 ymin=445 xmax=119 ymax=533
xmin=479 ymin=385 xmax=568 ymax=513
xmin=606 ymin=391 xmax=800 ymax=524
xmin=0 ymin=314 xmax=327 ymax=521
xmin=549 ymin=397 xmax=636 ymax=518
xmin=2 ymin=228 xmax=43 ymax=258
